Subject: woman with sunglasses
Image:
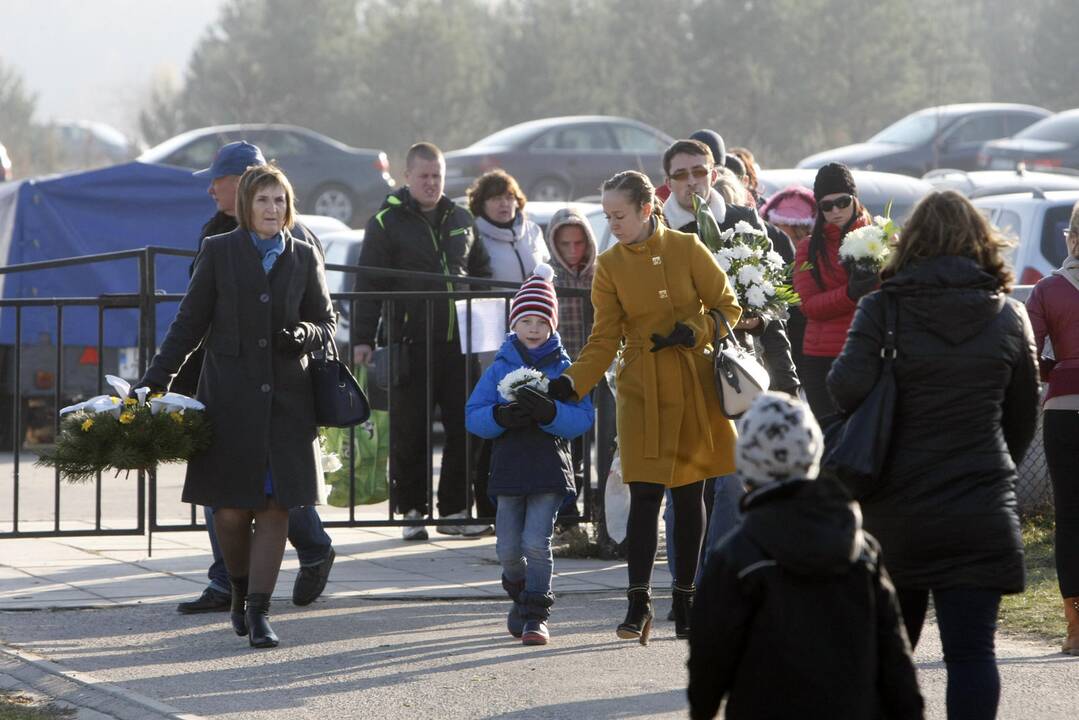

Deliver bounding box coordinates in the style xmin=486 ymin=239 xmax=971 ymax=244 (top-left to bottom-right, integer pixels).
xmin=792 ymin=163 xmax=875 ymax=422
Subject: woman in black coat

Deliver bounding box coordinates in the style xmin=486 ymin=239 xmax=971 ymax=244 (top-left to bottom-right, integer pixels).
xmin=141 ymin=164 xmax=336 ymax=648
xmin=828 ymin=190 xmax=1039 ymax=720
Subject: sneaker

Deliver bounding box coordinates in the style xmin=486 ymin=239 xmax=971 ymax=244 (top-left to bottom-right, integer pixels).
xmin=176 ymin=586 xmax=230 ymax=614
xmin=402 ymin=509 xmax=429 ymax=541
xmin=437 ymin=511 xmax=494 ymax=537
xmin=292 ymin=547 xmax=336 ymax=606
xmin=522 ymin=619 xmax=549 ymax=646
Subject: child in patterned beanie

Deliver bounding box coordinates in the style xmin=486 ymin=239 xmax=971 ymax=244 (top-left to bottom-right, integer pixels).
xmin=688 ymin=392 xmax=923 ymax=720
xmin=465 ymin=263 xmax=595 ymax=647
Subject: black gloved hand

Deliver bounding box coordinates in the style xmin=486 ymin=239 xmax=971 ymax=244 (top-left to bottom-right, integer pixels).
xmin=846 ymin=266 xmax=879 ymax=301
xmin=128 ymin=380 xmax=165 ymax=399
xmin=494 ymin=402 xmax=533 ymax=429
xmin=274 ymin=325 xmax=309 ymax=356
xmin=516 ymin=385 xmax=557 ymax=424
xmin=650 ymin=321 xmax=695 ymax=352
xmin=546 ymin=375 xmax=576 ymax=402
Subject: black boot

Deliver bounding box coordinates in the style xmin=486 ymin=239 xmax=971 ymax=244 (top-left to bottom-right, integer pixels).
xmin=501 ymin=575 xmax=526 ymax=639
xmin=229 ymin=577 xmax=248 ymax=636
xmin=672 ymin=584 xmax=694 ymax=640
xmin=519 ymin=591 xmax=554 ymax=646
xmin=616 ymin=585 xmax=653 ymax=645
xmin=245 ymin=592 xmax=279 ymax=648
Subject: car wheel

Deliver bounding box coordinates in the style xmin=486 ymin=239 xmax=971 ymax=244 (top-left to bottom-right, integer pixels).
xmin=530 ymin=177 xmax=571 ymax=202
xmin=312 ymin=183 xmax=356 ymax=224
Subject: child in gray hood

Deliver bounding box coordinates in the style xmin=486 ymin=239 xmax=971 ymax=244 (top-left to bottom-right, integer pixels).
xmin=545 ymin=206 xmax=597 ymax=359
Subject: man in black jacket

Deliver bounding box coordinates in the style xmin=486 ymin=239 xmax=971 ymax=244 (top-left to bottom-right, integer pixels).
xmin=688 ymin=393 xmax=923 ymax=720
xmin=352 ymin=142 xmax=493 ymax=540
xmin=174 ymin=141 xmax=336 ymax=614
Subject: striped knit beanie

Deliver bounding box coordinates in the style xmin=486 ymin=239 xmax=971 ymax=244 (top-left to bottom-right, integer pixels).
xmin=509 ymin=262 xmax=559 ymax=331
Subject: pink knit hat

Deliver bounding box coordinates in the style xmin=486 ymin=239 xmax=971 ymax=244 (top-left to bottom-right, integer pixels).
xmin=509 ymin=262 xmax=559 ymax=331
xmin=760 ymin=185 xmax=816 ymax=227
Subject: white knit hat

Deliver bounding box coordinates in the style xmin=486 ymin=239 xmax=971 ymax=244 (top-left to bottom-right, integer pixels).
xmin=509 ymin=262 xmax=559 ymax=330
xmin=736 ymin=392 xmax=823 ymax=486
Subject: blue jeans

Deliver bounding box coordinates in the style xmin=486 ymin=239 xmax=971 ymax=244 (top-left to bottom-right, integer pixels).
xmin=205 ymin=505 xmax=333 ymax=592
xmin=897 ymin=587 xmax=1002 ymax=720
xmin=665 ymin=474 xmax=743 ymax=585
xmin=495 ymin=493 xmax=563 ymax=597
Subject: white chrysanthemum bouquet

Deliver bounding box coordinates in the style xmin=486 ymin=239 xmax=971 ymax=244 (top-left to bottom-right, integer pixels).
xmin=497 ymin=367 xmax=549 ymax=402
xmin=839 ymin=211 xmax=899 ymax=273
xmin=714 ymin=221 xmax=799 ymax=320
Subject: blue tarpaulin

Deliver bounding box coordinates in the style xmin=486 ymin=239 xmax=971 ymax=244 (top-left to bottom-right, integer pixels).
xmin=0 ymin=162 xmax=216 ymax=346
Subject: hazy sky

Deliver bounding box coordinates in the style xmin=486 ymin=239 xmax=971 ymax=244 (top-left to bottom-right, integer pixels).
xmin=3 ymin=0 xmax=226 ymax=142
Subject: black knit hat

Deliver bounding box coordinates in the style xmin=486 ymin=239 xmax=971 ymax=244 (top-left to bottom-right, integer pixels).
xmin=813 ymin=162 xmax=857 ymax=200
xmin=689 ymin=129 xmax=725 ymax=167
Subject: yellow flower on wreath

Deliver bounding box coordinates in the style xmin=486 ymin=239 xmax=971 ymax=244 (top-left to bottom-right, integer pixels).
xmin=169 ymin=411 xmax=184 ymax=424
xmin=119 ymin=411 xmax=135 ymax=424
xmin=81 ymin=418 xmax=94 ymax=432
xmin=123 ymin=397 xmax=137 ymax=406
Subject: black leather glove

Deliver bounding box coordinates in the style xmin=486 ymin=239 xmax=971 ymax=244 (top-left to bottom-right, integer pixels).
xmin=650 ymin=322 xmax=695 ymax=352
xmin=546 ymin=375 xmax=575 ymax=402
xmin=128 ymin=380 xmax=165 ymax=399
xmin=493 ymin=403 xmax=533 ymax=429
xmin=516 ymin=385 xmax=557 ymax=425
xmin=274 ymin=325 xmax=309 ymax=356
xmin=846 ymin=266 xmax=879 ymax=301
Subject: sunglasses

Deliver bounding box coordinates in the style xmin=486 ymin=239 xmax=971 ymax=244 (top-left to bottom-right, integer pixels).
xmin=669 ymin=166 xmax=711 ymax=182
xmin=818 ymin=195 xmax=853 ymax=213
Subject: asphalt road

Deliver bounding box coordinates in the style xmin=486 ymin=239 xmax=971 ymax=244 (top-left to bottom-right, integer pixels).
xmin=1 ymin=593 xmax=1076 ymax=719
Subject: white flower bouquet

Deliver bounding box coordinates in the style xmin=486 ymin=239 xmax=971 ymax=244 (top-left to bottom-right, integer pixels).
xmin=497 ymin=367 xmax=549 ymax=402
xmin=839 ymin=212 xmax=899 ymax=273
xmin=714 ymin=221 xmax=799 ymax=319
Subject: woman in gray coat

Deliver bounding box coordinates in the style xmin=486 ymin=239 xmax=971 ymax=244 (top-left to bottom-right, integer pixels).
xmin=140 ymin=164 xmax=335 ymax=648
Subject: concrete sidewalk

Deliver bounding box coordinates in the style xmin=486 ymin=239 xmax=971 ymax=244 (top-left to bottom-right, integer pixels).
xmin=1 ymin=528 xmax=1077 ymax=719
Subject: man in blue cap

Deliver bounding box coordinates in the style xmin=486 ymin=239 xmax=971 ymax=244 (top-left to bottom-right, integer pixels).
xmin=174 ymin=140 xmax=336 ymax=614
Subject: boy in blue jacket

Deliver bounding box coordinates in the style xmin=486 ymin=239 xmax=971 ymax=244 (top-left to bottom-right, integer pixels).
xmin=466 ymin=263 xmax=594 ymax=646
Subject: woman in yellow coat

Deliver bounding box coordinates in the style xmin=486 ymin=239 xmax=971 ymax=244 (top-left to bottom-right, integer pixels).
xmin=547 ymin=171 xmax=741 ymax=643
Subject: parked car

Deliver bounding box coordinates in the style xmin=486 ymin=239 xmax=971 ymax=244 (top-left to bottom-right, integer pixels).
xmin=758 ymin=168 xmax=933 ymax=222
xmin=923 ymin=167 xmax=1079 ymax=196
xmin=444 ymin=116 xmax=673 ymax=202
xmin=978 ymin=109 xmax=1079 ymax=172
xmin=0 ymin=141 xmax=11 ymax=181
xmin=139 ymin=124 xmax=394 ymax=225
xmin=797 ymin=103 xmax=1049 ymax=176
xmin=971 ymin=189 xmax=1079 ymax=285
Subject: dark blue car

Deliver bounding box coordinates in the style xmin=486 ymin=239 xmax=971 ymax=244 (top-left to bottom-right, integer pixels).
xmin=979 ymin=109 xmax=1079 ymax=172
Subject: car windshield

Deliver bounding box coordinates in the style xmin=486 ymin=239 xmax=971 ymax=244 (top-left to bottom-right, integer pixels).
xmin=1015 ymin=115 xmax=1079 ymax=143
xmin=869 ymin=113 xmax=948 ymax=145
xmin=468 ymin=124 xmax=540 ymax=150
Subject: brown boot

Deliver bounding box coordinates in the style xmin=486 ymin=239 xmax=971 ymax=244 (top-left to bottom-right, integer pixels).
xmin=1064 ymin=597 xmax=1079 ymax=656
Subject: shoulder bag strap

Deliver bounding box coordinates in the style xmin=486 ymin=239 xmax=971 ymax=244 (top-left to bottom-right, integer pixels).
xmin=710 ymin=309 xmax=745 ymax=352
xmin=880 ymin=293 xmax=897 ymax=362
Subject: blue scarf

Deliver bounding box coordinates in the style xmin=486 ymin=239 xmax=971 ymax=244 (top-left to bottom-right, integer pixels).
xmin=524 ymin=333 xmax=562 ymax=364
xmin=250 ymin=231 xmax=285 ymax=274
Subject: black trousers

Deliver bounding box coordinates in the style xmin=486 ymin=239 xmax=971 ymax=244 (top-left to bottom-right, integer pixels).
xmin=800 ymin=354 xmax=839 ymax=423
xmin=1044 ymin=409 xmax=1079 ymax=597
xmin=626 ymin=481 xmax=705 ymax=587
xmin=390 ymin=342 xmax=478 ymax=517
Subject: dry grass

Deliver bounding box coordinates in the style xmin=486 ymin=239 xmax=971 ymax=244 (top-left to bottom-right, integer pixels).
xmin=0 ymin=692 xmax=75 ymax=720
xmin=999 ymin=513 xmax=1063 ymax=642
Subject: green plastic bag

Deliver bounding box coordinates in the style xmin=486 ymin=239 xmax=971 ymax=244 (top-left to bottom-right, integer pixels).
xmin=322 ymin=365 xmax=389 ymax=506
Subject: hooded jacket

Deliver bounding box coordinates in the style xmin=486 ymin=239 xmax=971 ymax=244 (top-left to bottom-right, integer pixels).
xmin=351 ymin=187 xmax=492 ymax=347
xmin=827 ymin=256 xmax=1039 ymax=592
xmin=475 ymin=212 xmax=549 ymax=283
xmin=465 ymin=333 xmax=594 ymax=497
xmin=546 ymin=207 xmax=598 ymax=358
xmin=688 ymin=478 xmax=924 ymax=720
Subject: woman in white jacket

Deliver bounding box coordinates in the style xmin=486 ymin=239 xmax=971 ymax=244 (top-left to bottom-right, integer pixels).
xmin=468 ymin=170 xmax=550 ymax=282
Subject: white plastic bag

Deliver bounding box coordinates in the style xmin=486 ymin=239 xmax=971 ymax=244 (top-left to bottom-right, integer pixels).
xmin=604 ymin=451 xmax=630 ymax=544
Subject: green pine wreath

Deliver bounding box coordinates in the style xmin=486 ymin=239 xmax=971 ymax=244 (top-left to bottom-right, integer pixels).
xmin=37 ymin=399 xmax=212 ymax=482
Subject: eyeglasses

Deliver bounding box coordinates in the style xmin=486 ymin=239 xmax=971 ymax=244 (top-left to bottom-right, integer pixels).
xmin=668 ymin=166 xmax=711 ymax=182
xmin=818 ymin=195 xmax=854 ymax=213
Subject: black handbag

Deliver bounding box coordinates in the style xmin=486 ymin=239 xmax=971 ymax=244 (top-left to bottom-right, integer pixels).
xmin=822 ymin=294 xmax=898 ymax=499
xmin=310 ymin=335 xmax=371 ymax=428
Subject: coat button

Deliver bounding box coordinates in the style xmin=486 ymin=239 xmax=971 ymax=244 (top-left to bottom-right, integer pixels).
xmin=260 ymin=383 xmax=271 ymax=393
xmin=258 ymin=338 xmax=268 ymax=348
xmin=259 ymin=293 xmax=270 ymax=303
xmin=658 ymin=289 xmax=668 ymax=299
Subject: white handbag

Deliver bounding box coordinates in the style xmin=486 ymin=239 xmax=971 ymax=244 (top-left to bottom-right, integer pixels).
xmin=710 ymin=311 xmax=771 ymax=418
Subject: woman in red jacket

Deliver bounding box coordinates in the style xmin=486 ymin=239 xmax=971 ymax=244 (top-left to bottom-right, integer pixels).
xmin=1025 ymin=200 xmax=1079 ymax=655
xmin=792 ymin=163 xmax=875 ymax=422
